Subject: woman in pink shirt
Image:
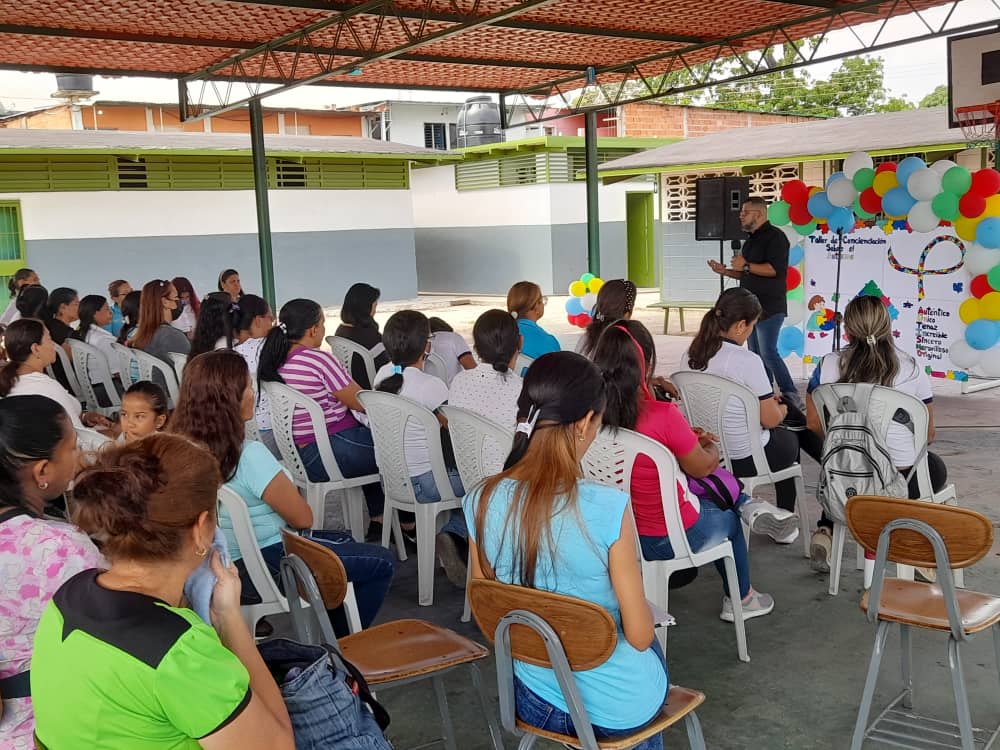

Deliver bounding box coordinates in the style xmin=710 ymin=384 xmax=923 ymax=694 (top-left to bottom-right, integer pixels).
xmin=257 ymin=298 xmax=384 ymax=536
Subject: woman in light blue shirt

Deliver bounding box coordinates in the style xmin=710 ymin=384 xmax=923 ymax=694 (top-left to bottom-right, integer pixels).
xmin=463 ymin=351 xmax=667 ymax=748
xmin=506 ymin=281 xmax=560 ymax=360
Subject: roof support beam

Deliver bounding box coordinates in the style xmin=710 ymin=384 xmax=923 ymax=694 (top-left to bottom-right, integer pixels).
xmin=178 ymin=0 xmax=559 ymax=121
xmin=504 ymin=0 xmax=1000 ymax=126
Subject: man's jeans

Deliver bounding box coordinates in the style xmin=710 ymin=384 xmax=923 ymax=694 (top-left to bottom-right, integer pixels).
xmin=748 ymin=313 xmax=798 ymax=399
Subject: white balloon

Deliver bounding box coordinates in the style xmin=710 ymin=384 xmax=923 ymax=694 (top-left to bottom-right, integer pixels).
xmin=781 ymin=224 xmax=800 ymax=248
xmin=907 ymin=201 xmax=939 ymax=233
xmin=581 ymin=293 xmax=598 ymax=310
xmin=930 ymin=159 xmax=958 ymax=175
xmin=949 ymin=340 xmax=982 ymax=369
xmin=785 ymin=298 xmax=806 ymax=326
xmin=827 ymin=177 xmax=858 ymax=208
xmin=965 ymin=243 xmax=1000 ymax=276
xmin=843 ymin=151 xmax=873 ymax=179
xmin=980 ymin=345 xmax=1000 ymax=377
xmin=906 ymin=168 xmax=942 ymax=201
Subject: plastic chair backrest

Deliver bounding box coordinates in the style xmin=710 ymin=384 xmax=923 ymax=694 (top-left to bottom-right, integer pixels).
xmin=167 ymin=352 xmax=188 ymax=384
xmin=438 ymin=405 xmax=513 ymax=489
xmin=468 ymin=579 xmax=616 ymax=671
xmin=357 ymin=389 xmax=457 ymax=505
xmin=75 ymin=426 xmax=111 ymax=453
xmin=49 ymin=343 xmax=84 ymax=401
xmin=67 ymin=338 xmax=121 ymax=411
xmin=811 ymin=382 xmax=935 ymax=498
xmin=670 ymin=370 xmax=766 ymax=474
xmin=129 ymin=348 xmax=181 ymax=407
xmin=109 ymin=342 xmax=138 ymax=388
xmin=423 ymin=351 xmax=450 ymax=383
xmin=280 ymin=528 xmax=349 ymax=609
xmin=326 ymin=336 xmax=377 ymax=389
xmin=217 ymin=486 xmax=286 ymax=606
xmin=581 ymin=427 xmax=692 ymax=557
xmin=260 ymin=380 xmax=347 ymax=485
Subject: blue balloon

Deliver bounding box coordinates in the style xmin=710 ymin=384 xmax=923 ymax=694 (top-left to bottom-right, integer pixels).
xmin=882 ymin=186 xmax=917 ymax=217
xmin=807 ymin=191 xmax=834 ymax=219
xmin=565 ymin=297 xmax=585 ymax=315
xmin=788 ymin=243 xmax=804 ymax=266
xmin=777 ymin=325 xmax=804 ymax=358
xmin=828 ymin=207 xmax=855 ymax=234
xmin=965 ymin=319 xmax=1000 ymax=351
xmin=977 ymin=217 xmax=1000 ymax=250
xmin=826 ymin=171 xmax=846 ymax=188
xmin=896 ymin=156 xmax=927 ymax=187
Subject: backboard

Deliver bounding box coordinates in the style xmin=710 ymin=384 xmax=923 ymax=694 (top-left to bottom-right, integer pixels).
xmin=947 ymin=28 xmax=1000 ymax=129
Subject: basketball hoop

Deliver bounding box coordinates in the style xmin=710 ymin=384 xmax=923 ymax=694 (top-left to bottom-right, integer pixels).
xmin=956 ymin=102 xmax=1000 ymax=150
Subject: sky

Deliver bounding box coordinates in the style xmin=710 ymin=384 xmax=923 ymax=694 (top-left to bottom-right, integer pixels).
xmin=0 ymin=0 xmax=994 ymax=114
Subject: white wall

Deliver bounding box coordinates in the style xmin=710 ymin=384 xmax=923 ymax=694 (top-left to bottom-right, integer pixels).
xmin=410 ymin=165 xmax=553 ymax=227
xmin=387 ymin=102 xmax=463 ymax=149
xmin=549 ymin=179 xmax=655 ymax=225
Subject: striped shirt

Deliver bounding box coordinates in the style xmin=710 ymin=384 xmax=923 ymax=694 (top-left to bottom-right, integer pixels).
xmin=279 ymin=346 xmax=358 ymax=444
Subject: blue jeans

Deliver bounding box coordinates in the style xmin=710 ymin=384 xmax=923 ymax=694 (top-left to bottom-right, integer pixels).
xmin=237 ymin=530 xmax=394 ymax=637
xmin=639 ymin=502 xmax=751 ymax=600
xmin=411 ymin=467 xmax=468 ymax=539
xmin=748 ymin=313 xmax=797 ymax=398
xmin=298 ymin=425 xmax=385 ymax=519
xmin=513 ymin=641 xmax=667 ymax=750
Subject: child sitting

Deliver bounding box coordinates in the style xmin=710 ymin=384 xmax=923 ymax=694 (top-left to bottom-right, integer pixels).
xmin=119 ymin=381 xmax=169 ymax=443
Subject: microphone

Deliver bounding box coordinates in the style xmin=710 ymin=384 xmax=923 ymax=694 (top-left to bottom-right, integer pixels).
xmin=731 ymin=239 xmax=742 ymax=256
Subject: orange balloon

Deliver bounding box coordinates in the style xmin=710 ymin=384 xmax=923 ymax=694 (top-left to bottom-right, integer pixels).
xmin=872 ymin=171 xmax=899 ymax=197
xmin=808 ymin=186 xmax=823 ymax=197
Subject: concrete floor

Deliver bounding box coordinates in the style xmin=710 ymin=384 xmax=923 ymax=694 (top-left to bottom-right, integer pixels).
xmin=310 ymin=297 xmax=1000 ymax=750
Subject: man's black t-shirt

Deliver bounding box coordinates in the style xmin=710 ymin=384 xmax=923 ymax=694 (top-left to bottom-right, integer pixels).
xmin=740 ymin=221 xmax=789 ymax=319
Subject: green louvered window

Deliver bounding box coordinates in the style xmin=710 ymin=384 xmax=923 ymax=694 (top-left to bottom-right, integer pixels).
xmin=0 ymin=202 xmax=26 ymax=287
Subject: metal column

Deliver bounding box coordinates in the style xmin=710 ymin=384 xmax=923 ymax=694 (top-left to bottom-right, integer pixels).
xmin=249 ymin=99 xmax=276 ymax=310
xmin=584 ymin=109 xmax=600 ymax=276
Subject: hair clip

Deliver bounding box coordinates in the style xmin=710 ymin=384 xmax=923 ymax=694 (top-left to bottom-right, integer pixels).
xmin=278 ymin=321 xmax=287 ymax=333
xmin=392 ymin=364 xmax=403 ymax=375
xmin=511 ymin=311 xmax=519 ymax=319
xmin=866 ymin=334 xmax=877 ymax=346
xmin=515 ymin=405 xmax=541 ymax=438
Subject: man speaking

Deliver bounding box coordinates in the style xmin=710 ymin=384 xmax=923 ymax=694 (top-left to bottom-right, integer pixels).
xmin=707 ymin=197 xmax=802 ymax=409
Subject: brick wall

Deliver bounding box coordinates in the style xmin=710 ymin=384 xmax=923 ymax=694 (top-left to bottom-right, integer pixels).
xmin=621 ymin=103 xmax=816 ymax=139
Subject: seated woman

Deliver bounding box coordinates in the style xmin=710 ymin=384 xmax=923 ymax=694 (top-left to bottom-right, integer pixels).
xmin=74 ymin=293 xmax=121 ymax=379
xmin=428 ymin=317 xmax=475 ymax=383
xmin=333 ymin=282 xmax=390 ymax=390
xmin=232 ymin=294 xmax=279 ymax=456
xmin=373 ymin=310 xmax=466 ymax=586
xmin=507 ymin=281 xmax=560 ymax=360
xmin=595 ymin=320 xmax=786 ymax=621
xmin=680 ymin=288 xmax=823 ymax=543
xmin=0 ymin=396 xmax=104 ymax=747
xmin=257 ymin=299 xmax=385 ymax=539
xmin=219 ymin=268 xmax=244 ymax=302
xmin=105 ymin=279 xmax=132 ymax=336
xmin=31 ymin=433 xmax=295 ymax=750
xmin=805 ymin=294 xmax=947 ymax=570
xmin=578 ymin=279 xmax=638 ymax=357
xmin=190 ymin=291 xmax=238 ymax=358
xmin=464 ymin=351 xmax=667 ymax=750
xmin=129 ymin=279 xmax=191 ymax=366
xmin=0 ymin=318 xmax=112 ymax=431
xmin=448 ymin=308 xmax=523 ymax=430
xmin=119 ymin=381 xmax=169 ymax=443
xmin=170 ymin=276 xmax=200 ymax=338
xmin=170 ymin=350 xmax=394 ymax=636
xmin=14 ymin=284 xmax=48 ymax=322
xmin=115 ymin=289 xmax=142 ymax=345
xmin=44 ymin=287 xmax=79 ymax=349
xmin=0 ymin=267 xmax=38 ymax=328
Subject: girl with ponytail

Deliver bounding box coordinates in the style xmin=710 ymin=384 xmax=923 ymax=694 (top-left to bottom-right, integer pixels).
xmin=189 ymin=291 xmax=238 ymax=358
xmin=578 ymin=279 xmax=637 ymax=357
xmin=464 ymin=351 xmax=668 ymax=749
xmin=449 ymin=308 xmax=523 ymax=429
xmin=0 ymin=267 xmax=38 ymax=328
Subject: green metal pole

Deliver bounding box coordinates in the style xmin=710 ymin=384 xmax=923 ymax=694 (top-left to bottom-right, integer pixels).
xmin=585 ymin=109 xmax=601 ymax=276
xmin=249 ymin=99 xmax=276 ymax=311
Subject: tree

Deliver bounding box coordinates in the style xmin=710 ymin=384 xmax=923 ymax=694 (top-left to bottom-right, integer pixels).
xmin=919 ymin=85 xmax=949 ymax=108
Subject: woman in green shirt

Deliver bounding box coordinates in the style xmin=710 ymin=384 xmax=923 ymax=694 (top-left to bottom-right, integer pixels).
xmin=30 ymin=433 xmax=294 ymax=750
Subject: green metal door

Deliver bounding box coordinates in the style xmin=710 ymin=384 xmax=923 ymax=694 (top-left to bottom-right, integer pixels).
xmin=626 ymin=192 xmax=656 ymax=287
xmin=0 ymin=202 xmax=25 ymax=303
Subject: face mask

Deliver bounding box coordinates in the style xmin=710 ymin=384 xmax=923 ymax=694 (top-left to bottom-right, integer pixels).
xmin=170 ymin=304 xmax=183 ymax=322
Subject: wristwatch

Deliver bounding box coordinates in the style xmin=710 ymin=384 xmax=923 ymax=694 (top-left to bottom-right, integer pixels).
xmin=742 ymin=265 xmax=751 ymax=277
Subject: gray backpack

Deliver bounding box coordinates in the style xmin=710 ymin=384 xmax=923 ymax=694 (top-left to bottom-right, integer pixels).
xmin=816 ymin=383 xmax=920 ymax=524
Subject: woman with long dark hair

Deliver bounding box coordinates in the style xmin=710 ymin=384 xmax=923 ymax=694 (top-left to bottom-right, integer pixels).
xmin=0 ymin=396 xmax=104 ymax=746
xmin=448 ymin=308 xmax=522 ymax=429
xmin=15 ymin=284 xmax=48 ymax=322
xmin=115 ymin=289 xmax=142 ymax=345
xmin=578 ymin=279 xmax=637 ymax=357
xmin=232 ymin=294 xmax=277 ymax=455
xmin=170 ymin=276 xmax=200 ymax=337
xmin=464 ymin=351 xmax=667 ymax=749
xmin=73 ymin=294 xmax=121 ymax=379
xmin=190 ymin=291 xmax=238 ymax=358
xmin=44 ymin=287 xmax=78 ymax=347
xmin=0 ymin=268 xmax=38 ymax=328
xmin=129 ymin=279 xmax=190 ymax=365
xmin=218 ymin=268 xmax=243 ymax=302
xmin=170 ymin=350 xmax=393 ymax=635
xmin=333 ymin=282 xmax=389 ymax=389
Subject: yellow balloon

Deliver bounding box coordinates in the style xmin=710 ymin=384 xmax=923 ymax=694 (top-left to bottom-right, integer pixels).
xmin=808 ymin=185 xmax=823 ymax=197
xmin=959 ymin=297 xmax=983 ymax=324
xmin=954 ymin=215 xmax=980 ymax=242
xmin=984 ymin=194 xmax=1000 ymax=219
xmin=569 ymin=280 xmax=586 ymax=297
xmin=982 ymin=292 xmax=1000 ymax=321
xmin=872 ymin=171 xmax=899 ymax=197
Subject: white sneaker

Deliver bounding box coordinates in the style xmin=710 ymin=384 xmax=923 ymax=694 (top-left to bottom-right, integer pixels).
xmin=774 ymin=527 xmax=800 ymax=545
xmin=720 ymin=590 xmax=775 ymax=622
xmin=739 ymin=499 xmax=799 ymax=542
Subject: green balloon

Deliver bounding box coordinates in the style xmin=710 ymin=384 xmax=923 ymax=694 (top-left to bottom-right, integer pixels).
xmin=580 ymin=273 xmax=595 ymax=284
xmin=853 ymin=196 xmax=876 ymax=220
xmin=793 ymin=220 xmax=818 ymax=236
xmin=931 ymin=191 xmax=960 ymax=221
xmin=852 ymin=167 xmax=875 ymax=192
xmin=989 ymin=263 xmax=1000 ymax=292
xmin=941 ymin=166 xmax=972 ymax=195
xmin=768 ymin=200 xmax=791 ymax=226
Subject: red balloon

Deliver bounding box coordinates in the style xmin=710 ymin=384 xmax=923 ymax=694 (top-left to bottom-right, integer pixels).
xmin=971 ymin=274 xmax=993 ymax=299
xmin=577 ymin=314 xmax=592 ymax=328
xmin=788 ymin=201 xmax=812 ymax=226
xmin=875 ymin=162 xmax=898 ymax=174
xmin=859 ymin=187 xmax=882 ymax=214
xmin=959 ymin=191 xmax=986 ymax=219
xmin=781 ymin=179 xmax=809 ymax=205
xmin=970 ymin=168 xmax=1000 ymax=197
xmin=567 ymin=314 xmax=579 ymax=326
xmin=786 ymin=266 xmax=802 ymax=291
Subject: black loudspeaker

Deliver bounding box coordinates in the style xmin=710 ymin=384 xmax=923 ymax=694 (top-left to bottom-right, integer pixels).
xmin=695 ymin=176 xmax=750 ymax=241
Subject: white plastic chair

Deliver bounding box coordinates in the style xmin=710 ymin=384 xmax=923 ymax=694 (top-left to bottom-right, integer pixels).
xmin=110 ymin=342 xmax=138 ymax=388
xmin=811 ymin=383 xmax=962 ymax=595
xmin=582 ymin=427 xmax=750 ymax=662
xmin=261 ymin=381 xmax=377 ymax=541
xmin=515 ymin=353 xmax=534 ymax=377
xmin=67 ymin=339 xmax=121 ymax=416
xmin=423 ymin=351 xmax=450 ymax=383
xmin=326 ymin=335 xmax=377 ymax=388
xmin=75 ymin=426 xmax=111 ymax=453
xmin=357 ymin=389 xmax=463 ymax=607
xmin=46 ymin=343 xmax=84 ymax=403
xmin=130 ymin=348 xmax=181 ymax=408
xmin=167 ymin=352 xmax=188 ymax=385
xmin=670 ymin=370 xmax=811 ymax=558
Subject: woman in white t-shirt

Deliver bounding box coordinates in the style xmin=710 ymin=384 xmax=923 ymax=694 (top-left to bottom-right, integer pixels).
xmin=232 ymin=294 xmax=278 ymax=456
xmin=449 ymin=309 xmax=523 ymax=430
xmin=804 ymin=294 xmax=946 ymax=569
xmin=681 ymin=288 xmax=822 ymax=542
xmin=373 ymin=310 xmax=467 ymax=587
xmin=428 ymin=317 xmax=475 ymax=384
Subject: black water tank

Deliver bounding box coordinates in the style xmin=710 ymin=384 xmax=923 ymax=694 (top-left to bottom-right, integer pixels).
xmin=53 ymin=74 xmax=95 ymax=94
xmin=457 ymin=96 xmax=502 ymax=147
